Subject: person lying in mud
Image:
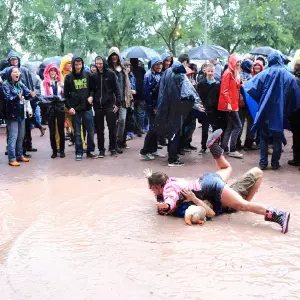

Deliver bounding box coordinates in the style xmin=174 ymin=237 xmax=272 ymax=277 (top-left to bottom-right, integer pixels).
xmin=144 ymin=129 xmax=290 ymax=234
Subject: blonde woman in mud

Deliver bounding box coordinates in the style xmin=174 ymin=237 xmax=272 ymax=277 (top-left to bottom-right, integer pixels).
xmin=145 ymin=129 xmax=290 ymax=234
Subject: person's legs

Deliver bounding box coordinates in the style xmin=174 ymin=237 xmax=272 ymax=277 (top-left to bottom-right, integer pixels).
xmin=221 ymin=114 xmax=232 ymax=152
xmin=48 ymin=114 xmax=57 ymax=152
xmin=57 ymin=111 xmax=65 ymax=152
xmin=16 ymin=119 xmax=26 ymax=159
xmin=6 ymin=120 xmax=18 ymax=162
xmin=270 ymin=130 xmax=282 ymax=169
xmin=140 ymin=109 xmax=157 ymax=155
xmin=116 ymin=106 xmax=127 ymax=145
xmin=244 ymin=168 xmax=263 ymax=201
xmin=215 ymin=155 xmax=233 ymax=182
xmin=82 ymin=110 xmax=95 ymax=153
xmin=72 ymin=112 xmax=83 ymax=156
xmin=259 ymin=122 xmax=269 ymax=168
xmin=237 ymin=108 xmax=246 ymax=148
xmin=95 ymin=109 xmax=105 ymax=151
xmin=168 ymin=130 xmax=181 ymax=163
xmin=228 ymin=111 xmax=242 ymax=152
xmin=106 ymin=109 xmax=117 ymax=151
xmin=23 ymin=117 xmax=33 ymax=152
xmin=200 ymin=113 xmax=209 ymax=150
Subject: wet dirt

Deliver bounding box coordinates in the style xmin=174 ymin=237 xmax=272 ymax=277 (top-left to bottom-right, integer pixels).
xmin=0 ymin=128 xmax=299 ymax=300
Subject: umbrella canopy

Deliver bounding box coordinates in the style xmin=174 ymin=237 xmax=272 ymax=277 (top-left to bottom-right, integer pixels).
xmin=189 ymin=45 xmax=229 ymax=60
xmin=249 ymin=46 xmax=275 ymax=56
xmin=121 ymin=46 xmax=160 ymax=59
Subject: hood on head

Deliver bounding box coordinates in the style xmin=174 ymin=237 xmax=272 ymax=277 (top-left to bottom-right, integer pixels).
xmin=150 ymin=56 xmax=163 ymax=69
xmin=71 ymin=55 xmax=84 ymax=75
xmin=6 ymin=66 xmax=19 ymax=82
xmin=60 ymin=55 xmax=72 ymax=76
xmin=108 ymin=47 xmax=121 ymax=61
xmin=228 ymin=54 xmax=241 ymax=71
xmin=172 ymin=61 xmax=187 ymax=74
xmin=94 ymin=56 xmax=108 ymax=72
xmin=241 ymin=59 xmax=253 ymax=74
xmin=268 ymin=51 xmax=283 ymax=67
xmin=161 ymin=53 xmax=173 ymax=62
xmin=44 ymin=63 xmax=62 ymax=83
xmin=252 ymin=60 xmax=264 ymax=73
xmin=7 ymin=50 xmax=21 ymax=68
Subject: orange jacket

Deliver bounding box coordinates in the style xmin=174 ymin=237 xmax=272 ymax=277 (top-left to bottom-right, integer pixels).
xmin=218 ymin=55 xmax=241 ymax=112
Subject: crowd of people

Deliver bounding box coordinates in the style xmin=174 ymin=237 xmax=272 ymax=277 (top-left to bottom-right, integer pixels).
xmin=0 ymin=47 xmax=299 ymax=171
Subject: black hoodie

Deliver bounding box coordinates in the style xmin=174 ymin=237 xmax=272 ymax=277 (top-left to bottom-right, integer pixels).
xmin=91 ymin=56 xmax=121 ymax=109
xmin=64 ymin=56 xmax=93 ymax=111
xmin=197 ymin=78 xmax=220 ymax=112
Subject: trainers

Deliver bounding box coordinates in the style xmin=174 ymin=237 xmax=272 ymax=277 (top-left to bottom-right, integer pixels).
xmin=228 ymin=151 xmax=243 ymax=159
xmin=168 ymin=159 xmax=185 ymax=167
xmin=110 ymin=150 xmax=118 ymax=157
xmin=51 ymin=152 xmax=57 ymax=159
xmin=271 ymin=165 xmax=281 ymax=170
xmin=151 ymin=151 xmax=166 ymax=158
xmin=75 ymin=154 xmax=83 ymax=161
xmin=259 ymin=165 xmax=267 ymax=170
xmin=60 ymin=151 xmax=65 ymax=158
xmin=98 ymin=150 xmax=105 ymax=158
xmin=140 ymin=153 xmax=155 ymax=161
xmin=178 ymin=149 xmax=185 ymax=156
xmin=184 ymin=148 xmax=192 ymax=153
xmin=265 ymin=207 xmax=290 ymax=234
xmin=198 ymin=148 xmax=207 ymax=155
xmin=9 ymin=161 xmax=20 ymax=167
xmin=207 ymin=129 xmax=223 ymax=148
xmin=186 ymin=144 xmax=197 ymax=150
xmin=17 ymin=157 xmax=30 ymax=162
xmin=288 ymin=160 xmax=300 ymax=166
xmin=87 ymin=152 xmax=98 ymax=159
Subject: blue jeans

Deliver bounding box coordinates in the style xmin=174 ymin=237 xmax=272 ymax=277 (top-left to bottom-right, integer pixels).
xmin=260 ymin=122 xmax=282 ymax=168
xmin=116 ymin=107 xmax=127 ymax=143
xmin=6 ymin=119 xmax=25 ymax=162
xmin=221 ymin=111 xmax=242 ymax=152
xmin=72 ymin=110 xmax=95 ymax=155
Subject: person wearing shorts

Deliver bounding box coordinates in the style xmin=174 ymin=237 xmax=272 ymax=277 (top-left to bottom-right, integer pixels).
xmin=145 ymin=129 xmax=290 ymax=234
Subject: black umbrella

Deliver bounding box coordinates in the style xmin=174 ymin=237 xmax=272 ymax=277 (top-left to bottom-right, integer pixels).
xmin=189 ymin=45 xmax=229 ymax=60
xmin=121 ymin=46 xmax=160 ymax=59
xmin=249 ymin=46 xmax=275 ymax=56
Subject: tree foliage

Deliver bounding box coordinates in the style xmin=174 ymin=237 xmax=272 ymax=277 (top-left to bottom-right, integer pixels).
xmin=1 ymin=0 xmax=299 ymax=59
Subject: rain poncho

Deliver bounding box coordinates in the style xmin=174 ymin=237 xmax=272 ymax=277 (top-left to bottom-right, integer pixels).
xmin=155 ymin=61 xmax=203 ymax=140
xmin=243 ymin=52 xmax=300 ymax=134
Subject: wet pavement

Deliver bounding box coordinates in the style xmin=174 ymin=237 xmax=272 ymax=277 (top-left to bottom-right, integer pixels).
xmin=0 ymin=127 xmax=299 ymax=300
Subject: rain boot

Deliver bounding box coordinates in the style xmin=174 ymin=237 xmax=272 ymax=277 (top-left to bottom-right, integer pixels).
xmin=265 ymin=207 xmax=290 ymax=234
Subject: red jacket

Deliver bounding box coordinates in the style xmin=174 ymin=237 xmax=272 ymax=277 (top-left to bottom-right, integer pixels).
xmin=218 ymin=55 xmax=241 ymax=112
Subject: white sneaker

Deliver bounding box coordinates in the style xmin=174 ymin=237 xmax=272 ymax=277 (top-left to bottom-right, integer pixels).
xmin=151 ymin=151 xmax=166 ymax=158
xmin=228 ymin=151 xmax=243 ymax=158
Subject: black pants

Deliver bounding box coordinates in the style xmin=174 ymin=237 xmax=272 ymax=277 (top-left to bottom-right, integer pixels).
xmin=289 ymin=110 xmax=300 ymax=162
xmin=23 ymin=118 xmax=32 ymax=152
xmin=95 ymin=108 xmax=117 ymax=151
xmin=48 ymin=111 xmax=65 ymax=152
xmin=140 ymin=108 xmax=157 ymax=155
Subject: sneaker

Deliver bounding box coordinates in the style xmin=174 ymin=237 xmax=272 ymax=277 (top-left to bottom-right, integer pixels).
xmin=183 ymin=148 xmax=192 ymax=153
xmin=186 ymin=144 xmax=197 ymax=150
xmin=259 ymin=165 xmax=268 ymax=170
xmin=110 ymin=150 xmax=118 ymax=157
xmin=151 ymin=151 xmax=166 ymax=158
xmin=228 ymin=151 xmax=243 ymax=159
xmin=140 ymin=153 xmax=155 ymax=161
xmin=271 ymin=165 xmax=281 ymax=170
xmin=87 ymin=152 xmax=98 ymax=159
xmin=98 ymin=150 xmax=105 ymax=158
xmin=198 ymin=148 xmax=207 ymax=155
xmin=178 ymin=149 xmax=185 ymax=156
xmin=17 ymin=157 xmax=30 ymax=162
xmin=206 ymin=129 xmax=223 ymax=148
xmin=288 ymin=160 xmax=300 ymax=167
xmin=168 ymin=159 xmax=185 ymax=167
xmin=60 ymin=151 xmax=65 ymax=158
xmin=51 ymin=152 xmax=57 ymax=159
xmin=24 ymin=153 xmax=32 ymax=158
xmin=75 ymin=154 xmax=83 ymax=161
xmin=265 ymin=208 xmax=290 ymax=234
xmin=9 ymin=161 xmax=20 ymax=167
xmin=123 ymin=143 xmax=130 ymax=149
xmin=68 ymin=141 xmax=75 ymax=146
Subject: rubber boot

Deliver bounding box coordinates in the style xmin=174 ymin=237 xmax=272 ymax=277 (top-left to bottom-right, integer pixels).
xmin=265 ymin=207 xmax=290 ymax=234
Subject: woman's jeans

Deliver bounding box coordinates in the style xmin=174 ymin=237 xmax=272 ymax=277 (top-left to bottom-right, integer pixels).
xmin=259 ymin=122 xmax=282 ymax=168
xmin=6 ymin=119 xmax=25 ymax=162
xmin=116 ymin=106 xmax=127 ymax=143
xmin=221 ymin=111 xmax=242 ymax=152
